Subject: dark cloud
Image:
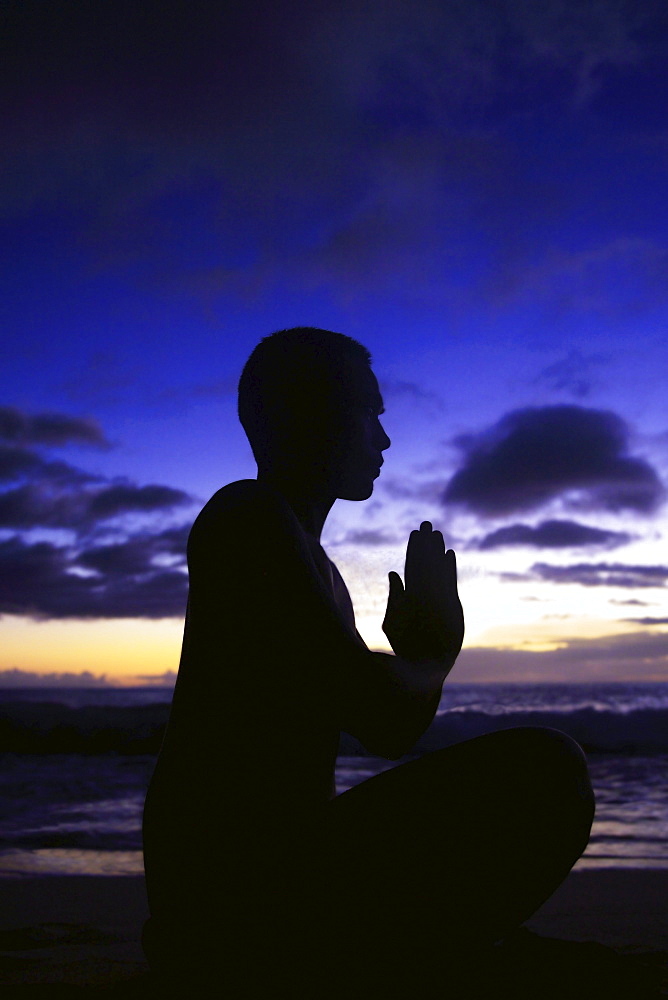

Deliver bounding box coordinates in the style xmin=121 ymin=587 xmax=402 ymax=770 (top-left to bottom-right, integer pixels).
xmin=0 ymin=405 xmax=194 ymax=618
xmin=0 ymin=478 xmax=191 ymax=531
xmin=87 ymin=483 xmax=191 ymax=519
xmin=0 ymin=483 xmax=91 ymax=529
xmin=443 ymin=405 xmax=664 ymax=516
xmin=379 ymin=380 xmax=444 ymax=412
xmin=76 ymin=526 xmax=188 ymax=577
xmin=507 ymin=562 xmax=668 ymax=588
xmin=189 ymin=377 xmax=238 ymax=399
xmin=0 ymin=444 xmax=100 ymax=489
xmin=334 ymin=528 xmax=399 ymax=548
xmin=533 ymin=350 xmax=609 ymax=400
xmin=0 ymin=409 xmax=193 ymax=532
xmin=0 ymin=445 xmax=102 ymax=487
xmin=0 ymin=668 xmax=113 ymax=688
xmin=60 ymin=352 xmax=145 ymax=408
xmin=621 ymin=617 xmax=668 ymax=626
xmin=2 ymin=0 xmax=659 ymax=317
xmin=0 ymin=445 xmax=43 ymax=482
xmin=0 ymin=535 xmax=188 ymax=620
xmin=0 ymin=406 xmax=108 ymax=448
xmin=487 ymin=237 xmax=668 ymax=321
xmin=477 ymin=519 xmax=630 ymax=550
xmin=0 ymin=536 xmax=87 ymax=618
xmin=380 ymin=477 xmax=445 ymax=503
xmin=135 ymin=671 xmax=178 ymax=686
xmin=457 ymin=629 xmax=668 ymax=683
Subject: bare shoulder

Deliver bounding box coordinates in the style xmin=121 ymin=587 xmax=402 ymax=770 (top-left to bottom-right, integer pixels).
xmin=188 ymin=479 xmax=301 ymax=555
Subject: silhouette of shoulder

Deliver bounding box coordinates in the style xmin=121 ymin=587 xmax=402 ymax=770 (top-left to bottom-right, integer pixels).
xmin=186 ymin=479 xmax=345 ymax=624
xmin=189 ymin=478 xmax=295 ymax=549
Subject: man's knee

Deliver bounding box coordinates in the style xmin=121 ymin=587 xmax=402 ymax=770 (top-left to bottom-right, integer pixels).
xmin=488 ymin=723 xmax=582 ymax=766
xmin=478 ymin=725 xmax=592 ymax=819
xmin=511 ymin=725 xmax=590 ymax=788
xmin=501 ymin=726 xmax=594 ymax=851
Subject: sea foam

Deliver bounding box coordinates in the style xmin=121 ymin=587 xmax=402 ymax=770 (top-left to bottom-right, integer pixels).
xmin=1 ymin=693 xmax=668 ymax=755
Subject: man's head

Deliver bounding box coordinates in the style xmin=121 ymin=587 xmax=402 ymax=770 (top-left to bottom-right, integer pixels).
xmin=238 ymin=327 xmax=390 ymax=500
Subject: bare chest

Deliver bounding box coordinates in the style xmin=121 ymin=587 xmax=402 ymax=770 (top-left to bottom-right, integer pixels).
xmin=306 ymin=538 xmax=357 ymax=634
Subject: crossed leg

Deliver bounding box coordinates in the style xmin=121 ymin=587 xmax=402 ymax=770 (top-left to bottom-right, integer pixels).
xmin=319 ymin=726 xmax=594 ymax=997
xmin=142 ymin=726 xmax=593 ymax=998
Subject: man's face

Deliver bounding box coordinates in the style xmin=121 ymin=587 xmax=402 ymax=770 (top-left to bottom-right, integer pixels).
xmin=326 ymin=366 xmax=391 ymax=501
xmin=267 ymin=361 xmax=391 ymax=500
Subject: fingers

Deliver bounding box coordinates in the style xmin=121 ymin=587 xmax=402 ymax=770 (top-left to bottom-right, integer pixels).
xmin=407 ymin=522 xmax=446 ymax=567
xmin=417 ymin=522 xmax=445 ymax=552
xmin=443 ymin=547 xmax=459 ymax=592
xmin=405 ymin=521 xmax=454 ymax=598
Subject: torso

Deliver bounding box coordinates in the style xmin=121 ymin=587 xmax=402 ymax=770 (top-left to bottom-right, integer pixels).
xmin=303 ymin=534 xmax=357 ymax=635
xmin=144 ymin=482 xmax=357 ymax=921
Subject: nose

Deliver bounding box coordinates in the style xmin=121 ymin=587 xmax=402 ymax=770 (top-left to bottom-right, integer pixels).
xmin=377 ymin=420 xmax=391 ymax=452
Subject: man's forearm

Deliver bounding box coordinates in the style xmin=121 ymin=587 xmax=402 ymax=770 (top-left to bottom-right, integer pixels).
xmin=359 ymin=650 xmax=453 ymax=760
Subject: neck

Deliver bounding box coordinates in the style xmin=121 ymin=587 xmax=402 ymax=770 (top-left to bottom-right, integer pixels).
xmin=257 ymin=469 xmax=335 ymax=542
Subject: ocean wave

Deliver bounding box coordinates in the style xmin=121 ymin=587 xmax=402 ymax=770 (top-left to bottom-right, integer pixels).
xmin=0 ymin=701 xmax=168 ymax=754
xmin=342 ymin=706 xmax=668 ymax=755
xmin=1 ymin=699 xmax=668 ymax=754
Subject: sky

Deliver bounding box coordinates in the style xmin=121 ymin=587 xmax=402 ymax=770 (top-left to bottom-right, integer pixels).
xmin=1 ymin=0 xmax=667 ymax=685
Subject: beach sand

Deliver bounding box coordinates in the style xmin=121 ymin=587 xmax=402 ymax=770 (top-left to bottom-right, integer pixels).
xmin=0 ymin=869 xmax=666 ymax=995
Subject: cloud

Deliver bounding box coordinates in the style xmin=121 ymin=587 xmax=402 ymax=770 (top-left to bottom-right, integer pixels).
xmin=76 ymin=527 xmax=189 ymax=577
xmin=490 ymin=237 xmax=668 ymax=319
xmin=0 ymin=482 xmax=93 ymax=529
xmin=443 ymin=405 xmax=664 ymax=516
xmin=380 ymin=477 xmax=446 ymax=503
xmin=456 ymin=629 xmax=668 ymax=683
xmin=0 ymin=477 xmax=191 ymax=531
xmin=621 ymin=617 xmax=668 ymax=626
xmin=508 ymin=561 xmax=668 ymax=588
xmin=87 ymin=483 xmax=191 ymax=519
xmin=380 ymin=379 xmax=443 ymax=411
xmin=477 ymin=519 xmax=631 ymax=550
xmin=0 ymin=668 xmax=114 ymax=688
xmin=0 ymin=534 xmax=188 ymax=620
xmin=0 ymin=409 xmax=193 ymax=533
xmin=0 ymin=446 xmax=98 ymax=489
xmin=188 ymin=377 xmax=239 ymax=399
xmin=0 ymin=445 xmax=44 ymax=482
xmin=0 ymin=405 xmax=195 ymax=619
xmin=0 ymin=406 xmax=108 ymax=448
xmin=60 ymin=352 xmax=144 ymax=408
xmin=533 ymin=350 xmax=609 ymax=400
xmin=134 ymin=670 xmax=178 ymax=686
xmin=1 ymin=0 xmax=655 ymax=317
xmin=334 ymin=528 xmax=399 ymax=547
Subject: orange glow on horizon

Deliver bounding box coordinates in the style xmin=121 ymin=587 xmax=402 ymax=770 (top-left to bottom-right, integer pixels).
xmin=1 ymin=612 xmax=666 ymax=686
xmin=0 ymin=615 xmax=183 ymax=684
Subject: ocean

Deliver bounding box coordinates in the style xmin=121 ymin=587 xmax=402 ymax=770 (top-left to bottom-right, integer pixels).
xmin=0 ymin=683 xmax=666 ymax=877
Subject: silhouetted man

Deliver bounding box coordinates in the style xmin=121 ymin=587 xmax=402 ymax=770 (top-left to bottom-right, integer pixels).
xmin=143 ymin=328 xmax=593 ymax=997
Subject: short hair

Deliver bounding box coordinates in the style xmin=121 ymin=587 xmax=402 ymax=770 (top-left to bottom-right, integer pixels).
xmin=238 ymin=327 xmax=372 ymax=466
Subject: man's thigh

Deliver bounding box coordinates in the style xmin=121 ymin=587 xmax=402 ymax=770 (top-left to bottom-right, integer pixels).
xmin=322 ymin=727 xmax=592 ymax=946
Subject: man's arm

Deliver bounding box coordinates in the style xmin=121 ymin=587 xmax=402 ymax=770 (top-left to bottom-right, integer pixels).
xmin=345 ymin=522 xmax=464 ymax=758
xmin=185 ymin=484 xmax=463 ymax=759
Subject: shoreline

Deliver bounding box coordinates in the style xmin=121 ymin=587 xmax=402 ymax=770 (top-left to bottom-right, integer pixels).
xmin=0 ymin=868 xmax=666 ymax=989
xmin=526 ymin=868 xmax=668 ymax=952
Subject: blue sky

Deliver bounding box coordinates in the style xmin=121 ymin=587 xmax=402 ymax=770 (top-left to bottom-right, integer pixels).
xmin=1 ymin=0 xmax=667 ymax=684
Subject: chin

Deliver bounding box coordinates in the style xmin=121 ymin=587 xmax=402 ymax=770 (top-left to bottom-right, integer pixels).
xmin=338 ymin=479 xmax=375 ymax=502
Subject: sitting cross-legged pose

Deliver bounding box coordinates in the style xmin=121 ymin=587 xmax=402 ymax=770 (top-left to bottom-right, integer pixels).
xmin=142 ymin=327 xmax=594 ymax=998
